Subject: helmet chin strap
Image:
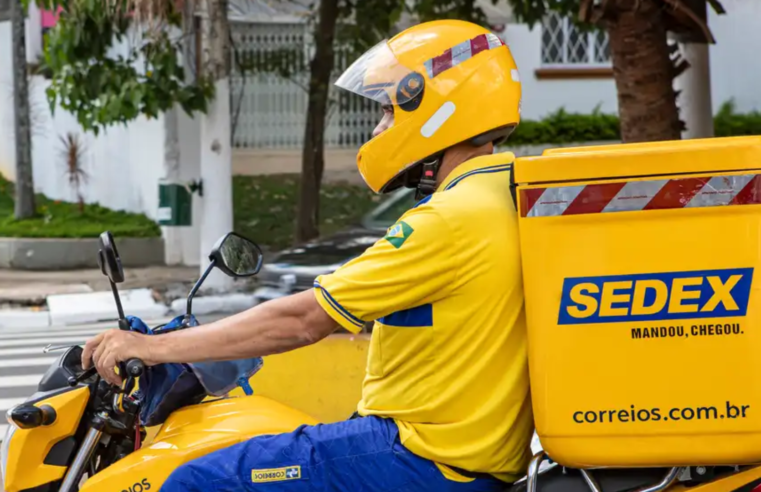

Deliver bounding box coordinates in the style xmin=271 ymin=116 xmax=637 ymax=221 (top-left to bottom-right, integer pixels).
xmin=415 ymin=156 xmax=441 ymax=200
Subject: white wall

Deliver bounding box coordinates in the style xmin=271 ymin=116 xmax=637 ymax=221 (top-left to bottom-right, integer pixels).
xmin=0 ymin=20 xmax=168 ymax=220
xmin=0 ymin=73 xmax=167 ymax=219
xmin=502 ymin=23 xmax=619 ymax=120
xmin=708 ymin=0 xmax=761 ymax=113
xmin=0 ymin=21 xmax=14 ymax=181
xmin=503 ymin=0 xmax=761 ymax=120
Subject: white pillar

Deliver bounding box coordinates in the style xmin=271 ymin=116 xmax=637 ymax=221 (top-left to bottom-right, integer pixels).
xmin=25 ymin=2 xmax=42 ymax=64
xmin=161 ymin=105 xmax=184 ymax=266
xmin=674 ymin=42 xmax=714 ymax=139
xmin=177 ymin=109 xmax=202 ymax=267
xmin=198 ymin=77 xmax=234 ymax=292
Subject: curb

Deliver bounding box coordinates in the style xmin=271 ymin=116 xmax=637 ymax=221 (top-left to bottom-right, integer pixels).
xmin=0 ymin=309 xmax=50 ymax=329
xmin=169 ymin=293 xmax=258 ymax=317
xmin=0 ymin=289 xmax=259 ymax=329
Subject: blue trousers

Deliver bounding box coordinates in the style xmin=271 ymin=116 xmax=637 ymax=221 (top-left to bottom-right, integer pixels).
xmin=160 ymin=415 xmax=508 ymax=492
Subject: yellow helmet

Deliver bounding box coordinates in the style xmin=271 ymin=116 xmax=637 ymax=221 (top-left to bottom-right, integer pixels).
xmin=335 ymin=20 xmax=522 ymax=194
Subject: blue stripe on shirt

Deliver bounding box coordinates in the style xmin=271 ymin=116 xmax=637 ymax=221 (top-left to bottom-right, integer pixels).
xmin=314 ymin=282 xmax=365 ymax=328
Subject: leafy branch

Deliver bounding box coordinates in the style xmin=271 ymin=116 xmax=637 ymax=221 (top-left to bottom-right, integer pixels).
xmin=24 ymin=0 xmax=214 ymax=135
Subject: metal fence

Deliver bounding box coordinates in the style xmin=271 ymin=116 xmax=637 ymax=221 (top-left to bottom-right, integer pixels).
xmin=229 ymin=21 xmax=379 ymax=150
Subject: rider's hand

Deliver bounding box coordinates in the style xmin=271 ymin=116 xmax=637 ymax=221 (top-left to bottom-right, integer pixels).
xmin=82 ymin=330 xmax=154 ymax=386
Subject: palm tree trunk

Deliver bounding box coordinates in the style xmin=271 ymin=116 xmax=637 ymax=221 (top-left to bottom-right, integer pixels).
xmin=606 ymin=0 xmax=682 ymax=142
xmin=11 ymin=0 xmax=36 ymax=219
xmin=295 ymin=0 xmax=339 ymax=244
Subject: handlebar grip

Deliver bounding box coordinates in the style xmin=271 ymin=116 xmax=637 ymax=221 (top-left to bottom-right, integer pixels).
xmin=125 ymin=358 xmax=145 ymax=378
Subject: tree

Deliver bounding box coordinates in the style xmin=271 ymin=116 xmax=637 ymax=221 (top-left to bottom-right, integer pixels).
xmin=294 ymin=0 xmax=491 ymax=244
xmin=295 ymin=0 xmax=340 ymax=244
xmin=293 ymin=0 xmax=405 ymax=244
xmin=11 ymin=0 xmax=36 ymax=219
xmin=29 ymin=0 xmax=214 ymax=134
xmin=29 ymin=0 xmax=239 ymax=288
xmin=504 ymin=0 xmax=726 ymax=143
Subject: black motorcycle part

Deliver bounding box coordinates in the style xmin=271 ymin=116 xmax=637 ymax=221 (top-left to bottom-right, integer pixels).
xmin=509 ymin=465 xmax=669 ymax=492
xmin=9 ymin=404 xmax=56 ymax=429
xmin=43 ymin=436 xmax=77 ymax=467
xmin=18 ymin=481 xmax=62 ymax=492
xmin=38 ymin=346 xmax=86 ymax=392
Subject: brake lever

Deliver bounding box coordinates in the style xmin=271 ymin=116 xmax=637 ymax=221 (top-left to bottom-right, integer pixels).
xmin=68 ymin=366 xmax=97 ymax=387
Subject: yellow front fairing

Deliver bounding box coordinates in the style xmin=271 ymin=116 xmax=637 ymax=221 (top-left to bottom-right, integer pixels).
xmin=79 ymin=395 xmax=318 ymax=491
xmin=4 ymin=386 xmax=90 ymax=492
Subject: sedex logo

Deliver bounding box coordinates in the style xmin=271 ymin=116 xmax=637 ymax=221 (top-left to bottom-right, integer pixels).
xmin=558 ymin=268 xmax=754 ymax=325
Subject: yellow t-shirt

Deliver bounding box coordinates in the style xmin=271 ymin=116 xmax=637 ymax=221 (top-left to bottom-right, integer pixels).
xmin=314 ymin=152 xmax=534 ymax=482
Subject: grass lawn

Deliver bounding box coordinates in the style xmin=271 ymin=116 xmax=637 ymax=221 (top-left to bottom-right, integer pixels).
xmin=233 ymin=174 xmax=385 ymax=251
xmin=0 ymin=173 xmax=385 ymax=250
xmin=0 ymin=175 xmax=161 ymax=238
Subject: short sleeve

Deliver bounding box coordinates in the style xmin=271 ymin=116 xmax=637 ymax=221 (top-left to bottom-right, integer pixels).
xmin=313 ymin=208 xmax=458 ymax=333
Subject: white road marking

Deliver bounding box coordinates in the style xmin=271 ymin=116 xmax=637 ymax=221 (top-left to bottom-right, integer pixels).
xmin=0 ymin=335 xmax=91 ymax=348
xmin=0 ymin=347 xmax=63 ymax=357
xmin=0 ymin=357 xmax=57 ymax=368
xmin=0 ymin=375 xmax=42 ymax=389
xmin=0 ymin=328 xmax=104 ymax=340
xmin=0 ymin=397 xmax=26 ymax=411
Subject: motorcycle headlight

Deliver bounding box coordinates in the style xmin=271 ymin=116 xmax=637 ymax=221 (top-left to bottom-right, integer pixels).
xmin=1 ymin=409 xmax=19 ymax=481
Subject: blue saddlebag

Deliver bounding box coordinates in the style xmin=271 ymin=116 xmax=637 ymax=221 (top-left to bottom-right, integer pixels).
xmin=126 ymin=315 xmax=264 ymax=427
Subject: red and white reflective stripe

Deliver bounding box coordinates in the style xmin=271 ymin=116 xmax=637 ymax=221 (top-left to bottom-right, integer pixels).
xmin=520 ymin=174 xmax=761 ymax=218
xmin=424 ymin=33 xmax=504 ymax=79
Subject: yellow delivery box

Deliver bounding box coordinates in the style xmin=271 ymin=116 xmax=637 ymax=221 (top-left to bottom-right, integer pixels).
xmin=513 ymin=136 xmax=761 ymax=468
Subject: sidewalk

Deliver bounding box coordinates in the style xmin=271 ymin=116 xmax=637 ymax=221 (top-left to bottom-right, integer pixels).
xmin=0 ymin=266 xmax=200 ymax=304
xmin=0 ymin=266 xmax=260 ymax=329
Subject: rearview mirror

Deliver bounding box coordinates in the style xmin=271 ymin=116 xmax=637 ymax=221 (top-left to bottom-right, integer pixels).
xmin=98 ymin=231 xmax=125 ymax=284
xmin=209 ymin=232 xmax=263 ymax=278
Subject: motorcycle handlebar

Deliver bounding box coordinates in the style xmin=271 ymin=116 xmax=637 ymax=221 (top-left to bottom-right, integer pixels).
xmin=125 ymin=358 xmax=144 ymax=378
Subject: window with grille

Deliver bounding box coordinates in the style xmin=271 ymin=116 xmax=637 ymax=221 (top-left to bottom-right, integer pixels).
xmin=540 ymin=12 xmax=611 ymax=66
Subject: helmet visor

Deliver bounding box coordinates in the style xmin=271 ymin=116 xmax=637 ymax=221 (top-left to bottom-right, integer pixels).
xmin=335 ymin=40 xmax=423 ymax=108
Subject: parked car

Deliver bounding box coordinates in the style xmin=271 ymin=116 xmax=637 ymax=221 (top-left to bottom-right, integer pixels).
xmin=253 ymin=187 xmax=417 ymax=304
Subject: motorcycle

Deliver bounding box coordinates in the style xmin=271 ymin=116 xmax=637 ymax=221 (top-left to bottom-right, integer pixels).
xmin=4 ymin=230 xmax=761 ymax=492
xmin=2 ymin=231 xmax=317 ymax=492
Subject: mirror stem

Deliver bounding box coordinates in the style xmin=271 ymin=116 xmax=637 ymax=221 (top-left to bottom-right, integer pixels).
xmin=109 ymin=280 xmax=125 ymax=320
xmin=186 ymin=259 xmax=216 ymax=319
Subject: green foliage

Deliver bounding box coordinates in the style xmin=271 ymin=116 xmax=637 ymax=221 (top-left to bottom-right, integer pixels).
xmin=0 ymin=174 xmax=161 ymax=238
xmin=28 ymin=0 xmax=213 ymax=135
xmin=505 ymin=103 xmax=761 ymax=146
xmin=509 ymin=107 xmax=620 ymax=144
xmin=336 ymin=0 xmax=406 ymax=53
xmin=714 ymin=100 xmax=761 ymax=137
xmin=233 ymin=175 xmax=384 ymax=250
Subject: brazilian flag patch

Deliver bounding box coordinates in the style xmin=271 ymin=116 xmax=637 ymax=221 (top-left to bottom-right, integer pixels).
xmin=385 ymin=221 xmax=414 ymax=249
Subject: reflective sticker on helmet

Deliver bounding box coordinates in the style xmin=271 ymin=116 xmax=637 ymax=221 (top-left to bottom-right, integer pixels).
xmin=421 ymin=102 xmax=456 ymax=138
xmin=424 ymin=33 xmax=506 ymax=79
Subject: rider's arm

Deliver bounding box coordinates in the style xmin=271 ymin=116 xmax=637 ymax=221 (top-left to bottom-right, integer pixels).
xmin=313 ymin=207 xmax=459 ymax=332
xmin=82 ymin=289 xmax=339 ymax=380
xmin=83 ymin=206 xmax=457 ymax=382
xmin=151 ymin=289 xmax=340 ymax=363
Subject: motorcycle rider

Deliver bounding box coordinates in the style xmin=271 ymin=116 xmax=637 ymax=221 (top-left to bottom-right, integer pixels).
xmin=83 ymin=19 xmax=533 ymax=491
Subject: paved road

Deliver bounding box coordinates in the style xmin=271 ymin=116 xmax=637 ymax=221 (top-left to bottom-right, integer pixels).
xmin=0 ymin=314 xmax=228 ymax=441
xmin=0 ymin=321 xmax=110 ymax=441
xmin=0 ymin=315 xmax=230 ymax=491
